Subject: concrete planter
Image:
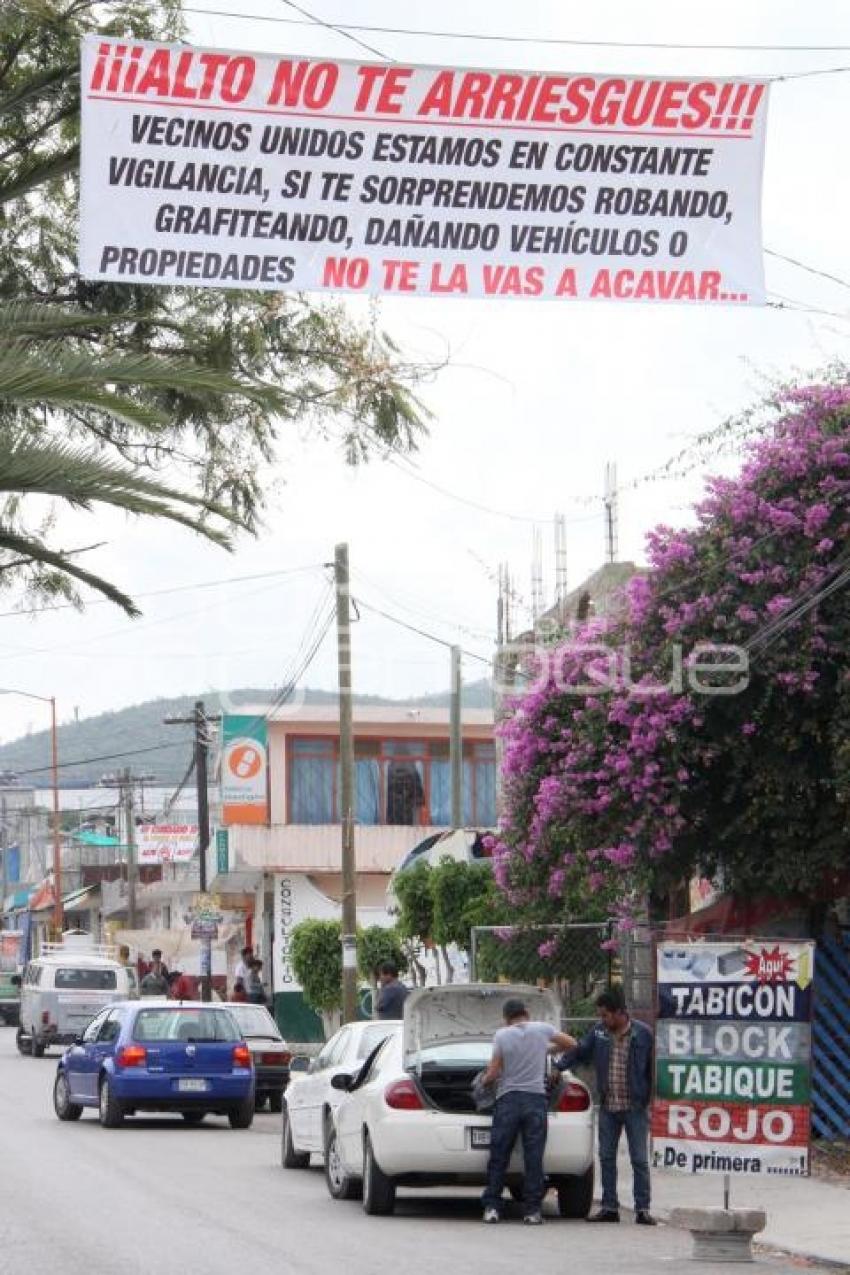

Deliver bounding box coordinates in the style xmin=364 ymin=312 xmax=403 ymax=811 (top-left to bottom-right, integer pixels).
xmin=668 ymin=1207 xmax=767 ymax=1263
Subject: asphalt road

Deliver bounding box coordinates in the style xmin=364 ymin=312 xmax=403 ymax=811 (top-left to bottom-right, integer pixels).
xmin=0 ymin=1028 xmax=831 ymax=1275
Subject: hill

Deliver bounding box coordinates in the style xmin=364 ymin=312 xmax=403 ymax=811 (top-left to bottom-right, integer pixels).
xmin=0 ymin=679 xmax=494 ymax=787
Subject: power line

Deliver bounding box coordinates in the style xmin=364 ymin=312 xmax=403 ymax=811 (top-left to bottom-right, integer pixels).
xmin=0 ymin=563 xmax=322 ymax=621
xmin=389 ymin=456 xmax=601 ymax=522
xmin=277 ymin=0 xmax=390 ymax=60
xmin=9 ymin=738 xmax=192 ymax=778
xmin=180 ymin=9 xmax=850 ymax=54
xmin=766 ymin=249 xmax=850 ymax=293
xmin=354 ymin=595 xmax=493 ymax=668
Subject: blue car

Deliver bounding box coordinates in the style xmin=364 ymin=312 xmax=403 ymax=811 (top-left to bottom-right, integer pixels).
xmin=53 ymin=1001 xmax=255 ymax=1129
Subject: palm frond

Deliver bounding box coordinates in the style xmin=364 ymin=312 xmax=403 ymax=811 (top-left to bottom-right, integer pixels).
xmin=0 ymin=436 xmax=243 ymax=546
xmin=0 ymin=526 xmax=140 ymax=616
xmin=0 ymin=145 xmax=78 ymax=205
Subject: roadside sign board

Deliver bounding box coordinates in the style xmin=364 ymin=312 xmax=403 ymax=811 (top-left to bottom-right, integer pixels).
xmin=652 ymin=939 xmax=815 ymax=1177
xmin=221 ymin=715 xmax=268 ymax=826
xmin=136 ymin=823 xmax=198 ymax=865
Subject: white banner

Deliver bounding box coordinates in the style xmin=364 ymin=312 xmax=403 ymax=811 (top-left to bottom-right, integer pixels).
xmin=136 ymin=823 xmax=198 ymax=865
xmin=272 ymin=872 xmax=338 ymax=994
xmin=80 ymin=37 xmax=768 ymax=304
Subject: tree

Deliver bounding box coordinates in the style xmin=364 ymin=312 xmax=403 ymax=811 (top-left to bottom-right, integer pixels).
xmin=493 ymin=382 xmax=850 ymax=923
xmin=392 ymin=860 xmax=434 ymax=984
xmin=430 ymin=857 xmax=493 ymax=981
xmin=290 ymin=918 xmax=342 ymax=1031
xmin=0 ymin=0 xmax=430 ymax=608
xmin=358 ymin=924 xmax=406 ymax=984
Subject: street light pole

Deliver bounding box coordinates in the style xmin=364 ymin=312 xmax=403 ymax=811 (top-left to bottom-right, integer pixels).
xmin=0 ymin=688 xmax=62 ymax=933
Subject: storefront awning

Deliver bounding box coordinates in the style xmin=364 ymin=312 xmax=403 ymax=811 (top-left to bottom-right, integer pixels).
xmin=2 ymin=886 xmax=33 ymax=912
xmin=62 ymin=885 xmax=96 ymax=910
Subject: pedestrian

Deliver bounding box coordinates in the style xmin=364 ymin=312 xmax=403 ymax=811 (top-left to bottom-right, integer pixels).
xmin=555 ymin=987 xmax=656 ymax=1225
xmin=118 ymin=944 xmax=131 ymax=966
xmin=376 ymin=961 xmax=408 ymax=1020
xmin=480 ymin=998 xmax=577 ymax=1225
xmin=140 ymin=965 xmax=169 ymax=996
xmin=168 ymin=969 xmax=194 ymax=1001
xmin=246 ymin=959 xmax=266 ymax=1005
xmin=147 ymin=948 xmax=169 ymax=981
xmin=231 ymin=978 xmax=248 ymax=1004
xmin=234 ymin=944 xmax=253 ymax=988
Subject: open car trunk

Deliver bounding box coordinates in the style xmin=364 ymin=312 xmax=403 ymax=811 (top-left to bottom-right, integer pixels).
xmin=415 ymin=1057 xmax=485 ymax=1114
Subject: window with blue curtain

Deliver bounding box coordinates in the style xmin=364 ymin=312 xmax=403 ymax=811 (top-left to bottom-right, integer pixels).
xmin=355 ymin=759 xmax=380 ymax=825
xmin=429 ymin=760 xmax=451 ymax=826
xmin=290 ymin=738 xmax=334 ymax=824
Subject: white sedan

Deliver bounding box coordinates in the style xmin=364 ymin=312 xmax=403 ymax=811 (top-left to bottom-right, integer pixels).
xmin=281 ymin=1019 xmax=401 ymax=1168
xmin=326 ymin=984 xmax=595 ymax=1216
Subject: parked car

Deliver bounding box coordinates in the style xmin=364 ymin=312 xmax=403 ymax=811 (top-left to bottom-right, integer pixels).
xmin=225 ymin=1002 xmax=291 ymax=1111
xmin=281 ymin=1020 xmax=401 ymax=1168
xmin=0 ymin=968 xmax=20 ymax=1025
xmin=52 ymin=1001 xmax=255 ymax=1129
xmin=17 ymin=932 xmax=139 ymax=1057
xmin=326 ymin=984 xmax=595 ymax=1216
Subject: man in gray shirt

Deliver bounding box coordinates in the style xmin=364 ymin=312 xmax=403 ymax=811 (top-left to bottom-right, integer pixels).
xmin=479 ymin=998 xmax=576 ymax=1225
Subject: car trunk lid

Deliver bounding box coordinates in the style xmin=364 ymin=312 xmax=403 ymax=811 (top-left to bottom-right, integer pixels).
xmin=402 ymin=983 xmax=560 ymax=1070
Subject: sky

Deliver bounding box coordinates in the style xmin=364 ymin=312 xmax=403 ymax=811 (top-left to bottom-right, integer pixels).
xmin=1 ymin=0 xmax=849 ymax=748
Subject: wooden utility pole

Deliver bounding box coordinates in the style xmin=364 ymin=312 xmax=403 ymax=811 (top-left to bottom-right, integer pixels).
xmin=122 ymin=767 xmax=137 ymax=930
xmin=450 ymin=645 xmax=463 ymax=829
xmin=335 ymin=543 xmax=358 ymax=1024
xmin=194 ymin=700 xmax=212 ymax=1003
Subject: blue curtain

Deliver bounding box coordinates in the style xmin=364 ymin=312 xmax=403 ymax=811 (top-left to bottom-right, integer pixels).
xmin=355 ymin=760 xmax=380 ymax=825
xmin=429 ymin=760 xmax=451 ymax=825
xmin=290 ymin=756 xmax=334 ymax=824
xmin=475 ymin=760 xmax=497 ymax=826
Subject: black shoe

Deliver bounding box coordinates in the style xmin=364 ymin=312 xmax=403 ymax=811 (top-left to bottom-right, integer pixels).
xmin=586 ymin=1209 xmax=620 ymax=1223
xmin=635 ymin=1211 xmax=657 ymax=1226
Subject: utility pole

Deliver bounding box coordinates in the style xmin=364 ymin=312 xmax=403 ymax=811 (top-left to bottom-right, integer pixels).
xmin=335 ymin=543 xmax=358 ymax=1025
xmin=450 ymin=645 xmax=463 ymax=829
xmin=122 ymin=768 xmax=137 ymax=930
xmin=195 ymin=700 xmax=212 ymax=1003
xmin=163 ymin=703 xmax=220 ymax=1004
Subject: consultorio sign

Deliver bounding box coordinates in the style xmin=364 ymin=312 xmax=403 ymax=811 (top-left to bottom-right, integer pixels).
xmin=652 ymin=940 xmax=815 ymax=1177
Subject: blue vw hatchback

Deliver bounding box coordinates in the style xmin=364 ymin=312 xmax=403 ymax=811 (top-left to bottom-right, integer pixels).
xmin=53 ymin=1001 xmax=255 ymax=1129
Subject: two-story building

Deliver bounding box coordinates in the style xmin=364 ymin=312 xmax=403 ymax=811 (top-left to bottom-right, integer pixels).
xmin=209 ymin=703 xmax=495 ymax=1038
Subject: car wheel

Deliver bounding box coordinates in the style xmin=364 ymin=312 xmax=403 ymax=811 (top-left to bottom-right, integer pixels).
xmin=53 ymin=1071 xmax=83 ymax=1122
xmin=182 ymin=1111 xmax=206 ymax=1126
xmin=554 ymin=1166 xmax=594 ymax=1218
xmin=98 ymin=1076 xmax=124 ymax=1128
xmin=15 ymin=1026 xmax=31 ymax=1055
xmin=281 ymin=1106 xmax=309 ymax=1168
xmin=362 ymin=1132 xmax=396 ymax=1216
xmin=228 ymin=1094 xmax=254 ymax=1129
xmin=268 ymin=1091 xmax=283 ymax=1114
xmin=324 ymin=1120 xmax=362 ymax=1200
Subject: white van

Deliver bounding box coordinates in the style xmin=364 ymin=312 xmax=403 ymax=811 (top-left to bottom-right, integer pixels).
xmin=15 ymin=931 xmax=139 ymax=1057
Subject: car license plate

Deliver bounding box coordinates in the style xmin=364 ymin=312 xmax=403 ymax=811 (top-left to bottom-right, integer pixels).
xmin=470 ymin=1127 xmax=491 ymax=1149
xmin=177 ymin=1078 xmax=209 ymax=1092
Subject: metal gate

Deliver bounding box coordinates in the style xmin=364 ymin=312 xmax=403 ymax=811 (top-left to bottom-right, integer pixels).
xmin=812 ymin=932 xmax=850 ymax=1140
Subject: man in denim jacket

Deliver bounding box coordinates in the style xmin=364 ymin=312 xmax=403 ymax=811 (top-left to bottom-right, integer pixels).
xmin=555 ymin=987 xmax=656 ymax=1225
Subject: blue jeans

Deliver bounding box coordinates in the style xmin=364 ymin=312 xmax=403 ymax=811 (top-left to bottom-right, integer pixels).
xmin=482 ymin=1091 xmax=548 ymax=1216
xmin=598 ymin=1107 xmax=651 ymax=1213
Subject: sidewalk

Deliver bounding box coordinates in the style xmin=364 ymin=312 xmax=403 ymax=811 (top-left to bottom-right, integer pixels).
xmin=642 ymin=1154 xmax=850 ymax=1267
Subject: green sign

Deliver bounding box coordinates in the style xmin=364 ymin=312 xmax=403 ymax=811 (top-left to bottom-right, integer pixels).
xmin=215 ymin=828 xmax=229 ymax=876
xmin=656 ymin=1059 xmax=810 ymax=1105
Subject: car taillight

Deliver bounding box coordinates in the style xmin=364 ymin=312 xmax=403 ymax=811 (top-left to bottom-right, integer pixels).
xmin=116 ymin=1045 xmax=147 ymax=1069
xmin=384 ymin=1079 xmax=424 ymax=1111
xmin=233 ymin=1044 xmax=252 ymax=1068
xmin=557 ymin=1081 xmax=591 ymax=1113
xmin=260 ymin=1052 xmax=285 ymax=1066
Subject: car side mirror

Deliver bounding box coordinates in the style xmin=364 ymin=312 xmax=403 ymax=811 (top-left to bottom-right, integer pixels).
xmin=330 ymin=1072 xmax=353 ymax=1092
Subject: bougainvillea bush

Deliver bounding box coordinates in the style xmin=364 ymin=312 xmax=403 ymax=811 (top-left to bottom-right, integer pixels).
xmin=492 ymin=382 xmax=850 ymax=922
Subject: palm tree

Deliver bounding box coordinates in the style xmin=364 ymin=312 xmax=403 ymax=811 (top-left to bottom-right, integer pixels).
xmin=0 ymin=300 xmax=282 ymax=613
